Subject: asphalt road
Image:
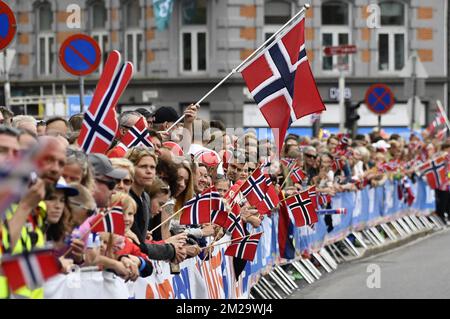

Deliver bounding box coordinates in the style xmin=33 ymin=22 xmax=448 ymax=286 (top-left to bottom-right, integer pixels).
xmin=291 ymin=228 xmax=450 ymax=299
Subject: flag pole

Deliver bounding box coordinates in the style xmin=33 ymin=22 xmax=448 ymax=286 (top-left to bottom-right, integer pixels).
xmin=200 ymin=232 xmax=264 ymax=251
xmin=436 ymin=100 xmax=450 ymax=131
xmin=148 ymin=206 xmax=185 ymax=235
xmin=164 ymin=4 xmax=311 ymax=133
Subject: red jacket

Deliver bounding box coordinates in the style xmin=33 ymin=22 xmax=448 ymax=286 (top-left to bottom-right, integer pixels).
xmin=115 ymin=237 xmax=149 ymax=260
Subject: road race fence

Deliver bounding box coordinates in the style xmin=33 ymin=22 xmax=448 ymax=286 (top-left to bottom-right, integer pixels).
xmin=43 ymin=178 xmax=443 ymax=299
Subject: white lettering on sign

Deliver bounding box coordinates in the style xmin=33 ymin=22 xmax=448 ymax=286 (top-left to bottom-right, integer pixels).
xmin=329 ymin=87 xmax=351 ymax=100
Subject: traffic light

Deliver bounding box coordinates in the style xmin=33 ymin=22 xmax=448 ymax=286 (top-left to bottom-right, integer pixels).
xmin=344 ymin=100 xmax=361 ymax=135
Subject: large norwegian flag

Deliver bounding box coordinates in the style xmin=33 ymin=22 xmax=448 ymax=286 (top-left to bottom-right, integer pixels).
xmin=240 ymin=167 xmax=269 ymax=207
xmin=1 ymin=249 xmax=60 ymax=291
xmin=91 ymin=205 xmax=125 ymax=236
xmin=77 ymin=51 xmax=134 ymax=154
xmin=224 ymin=232 xmax=262 ymax=262
xmin=116 ymin=117 xmax=153 ymax=154
xmin=285 ymin=190 xmax=318 ymax=227
xmin=418 ymin=154 xmax=448 ymax=190
xmin=241 ymin=15 xmax=325 ymax=153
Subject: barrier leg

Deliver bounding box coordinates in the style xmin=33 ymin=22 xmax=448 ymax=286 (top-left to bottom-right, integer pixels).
xmin=324 ymin=246 xmax=345 ymax=264
xmin=397 ymin=218 xmax=413 ymax=234
xmin=370 ymin=227 xmax=386 ymax=243
xmin=403 ymin=216 xmax=420 ymax=233
xmin=390 ymin=220 xmax=407 ymax=237
xmin=330 ymin=243 xmax=351 ymax=261
xmin=301 ymin=258 xmax=322 ymax=279
xmin=409 ymin=215 xmax=425 ymax=230
xmin=419 ymin=215 xmax=434 ymax=229
xmin=259 ymin=277 xmax=283 ymax=299
xmin=352 ymin=231 xmax=368 ymax=249
xmin=428 ymin=215 xmax=445 ymax=228
xmin=380 ymin=223 xmax=398 ymax=241
xmin=319 ymin=247 xmax=338 ymax=270
xmin=252 ymin=284 xmax=270 ymax=299
xmin=274 ymin=265 xmax=298 ymax=290
xmin=249 ymin=293 xmax=255 ymax=299
xmin=292 ymin=261 xmax=315 ymax=284
xmin=341 ymin=238 xmax=361 ymax=257
xmin=362 ymin=229 xmax=382 ymax=246
xmin=268 ymin=270 xmax=293 ymax=295
xmin=312 ymin=252 xmax=333 ymax=273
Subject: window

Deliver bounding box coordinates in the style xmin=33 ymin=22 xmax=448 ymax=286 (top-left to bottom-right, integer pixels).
xmin=321 ymin=1 xmax=350 ymax=72
xmin=263 ymin=0 xmax=293 ymax=42
xmin=36 ymin=1 xmax=54 ymax=76
xmin=89 ymin=1 xmax=109 ymax=74
xmin=180 ymin=0 xmax=208 ymax=74
xmin=377 ymin=1 xmax=406 ymax=72
xmin=123 ymin=0 xmax=143 ymax=72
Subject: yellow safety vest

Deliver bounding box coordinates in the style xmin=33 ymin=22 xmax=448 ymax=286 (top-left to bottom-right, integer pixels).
xmin=0 ymin=202 xmax=47 ymax=299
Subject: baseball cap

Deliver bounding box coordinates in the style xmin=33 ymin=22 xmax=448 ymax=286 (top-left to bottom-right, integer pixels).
xmin=153 ymin=106 xmax=179 ymax=124
xmin=88 ymin=153 xmax=127 ymax=180
xmin=55 ymin=177 xmax=79 ymax=197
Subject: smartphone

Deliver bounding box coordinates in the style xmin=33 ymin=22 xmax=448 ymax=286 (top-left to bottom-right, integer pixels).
xmin=29 ymin=172 xmax=38 ymax=186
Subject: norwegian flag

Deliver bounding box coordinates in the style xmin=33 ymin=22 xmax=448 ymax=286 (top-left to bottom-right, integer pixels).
xmin=77 ymin=51 xmax=134 ymax=154
xmin=316 ymin=208 xmax=347 ymax=215
xmin=280 ymin=158 xmax=296 ymax=167
xmin=308 ymin=186 xmax=331 ymax=211
xmin=256 ymin=175 xmax=280 ymax=214
xmin=224 ymin=232 xmax=262 ymax=262
xmin=240 ymin=15 xmax=325 ymax=154
xmin=285 ymin=190 xmax=318 ymax=227
xmin=240 ymin=167 xmax=269 ymax=207
xmin=116 ymin=117 xmax=153 ymax=154
xmin=332 ymin=158 xmax=346 ymax=172
xmin=91 ymin=205 xmax=125 ymax=236
xmin=436 ymin=127 xmax=448 ymax=140
xmin=290 ymin=166 xmax=306 ymax=184
xmin=398 ymin=178 xmax=415 ymax=206
xmin=224 ymin=204 xmax=246 ymax=239
xmin=1 ymin=249 xmax=60 ymax=291
xmin=205 ymin=186 xmax=228 ymax=227
xmin=418 ymin=154 xmax=448 ymax=190
xmin=180 ymin=188 xmax=224 ymax=225
xmin=427 ymin=111 xmax=447 ymax=134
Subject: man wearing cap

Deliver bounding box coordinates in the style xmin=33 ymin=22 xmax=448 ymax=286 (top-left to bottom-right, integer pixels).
xmin=88 ymin=153 xmax=128 ymax=208
xmin=152 ymin=106 xmax=180 ymax=133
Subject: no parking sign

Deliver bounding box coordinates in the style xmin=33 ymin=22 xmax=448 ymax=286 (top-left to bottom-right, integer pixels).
xmin=365 ymin=84 xmax=395 ymax=115
xmin=59 ymin=34 xmax=101 ymax=76
xmin=0 ymin=1 xmax=17 ymax=51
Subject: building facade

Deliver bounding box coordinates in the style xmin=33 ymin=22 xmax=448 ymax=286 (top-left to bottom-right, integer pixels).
xmin=2 ymin=0 xmax=448 ymax=134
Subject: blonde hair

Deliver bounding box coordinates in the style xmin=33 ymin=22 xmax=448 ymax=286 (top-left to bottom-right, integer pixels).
xmin=110 ymin=157 xmax=135 ymax=179
xmin=126 ymin=146 xmax=158 ymax=167
xmin=111 ymin=192 xmax=137 ymax=214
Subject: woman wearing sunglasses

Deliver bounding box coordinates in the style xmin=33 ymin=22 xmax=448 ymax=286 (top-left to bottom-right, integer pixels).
xmin=110 ymin=158 xmax=135 ymax=194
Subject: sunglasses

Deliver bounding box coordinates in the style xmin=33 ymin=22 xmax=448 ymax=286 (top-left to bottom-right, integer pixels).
xmin=118 ymin=178 xmax=133 ymax=186
xmin=305 ymin=153 xmax=317 ymax=159
xmin=96 ymin=178 xmax=117 ymax=191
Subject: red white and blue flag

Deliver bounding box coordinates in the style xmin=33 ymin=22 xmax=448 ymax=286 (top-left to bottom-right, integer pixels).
xmin=116 ymin=117 xmax=153 ymax=153
xmin=180 ymin=188 xmax=225 ymax=226
xmin=1 ymin=248 xmax=60 ymax=291
xmin=240 ymin=167 xmax=269 ymax=207
xmin=418 ymin=154 xmax=448 ymax=190
xmin=256 ymin=174 xmax=280 ymax=214
xmin=224 ymin=204 xmax=246 ymax=239
xmin=225 ymin=232 xmax=262 ymax=262
xmin=241 ymin=15 xmax=325 ymax=154
xmin=427 ymin=111 xmax=446 ymax=134
xmin=77 ymin=51 xmax=134 ymax=154
xmin=316 ymin=208 xmax=347 ymax=215
xmin=278 ymin=191 xmax=296 ymax=259
xmin=290 ymin=166 xmax=306 ymax=184
xmin=91 ymin=204 xmax=126 ymax=236
xmin=285 ymin=190 xmax=318 ymax=227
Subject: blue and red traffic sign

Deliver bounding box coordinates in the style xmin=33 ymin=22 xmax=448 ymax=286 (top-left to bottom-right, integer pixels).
xmin=0 ymin=1 xmax=17 ymax=51
xmin=59 ymin=34 xmax=101 ymax=76
xmin=365 ymin=84 xmax=395 ymax=115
